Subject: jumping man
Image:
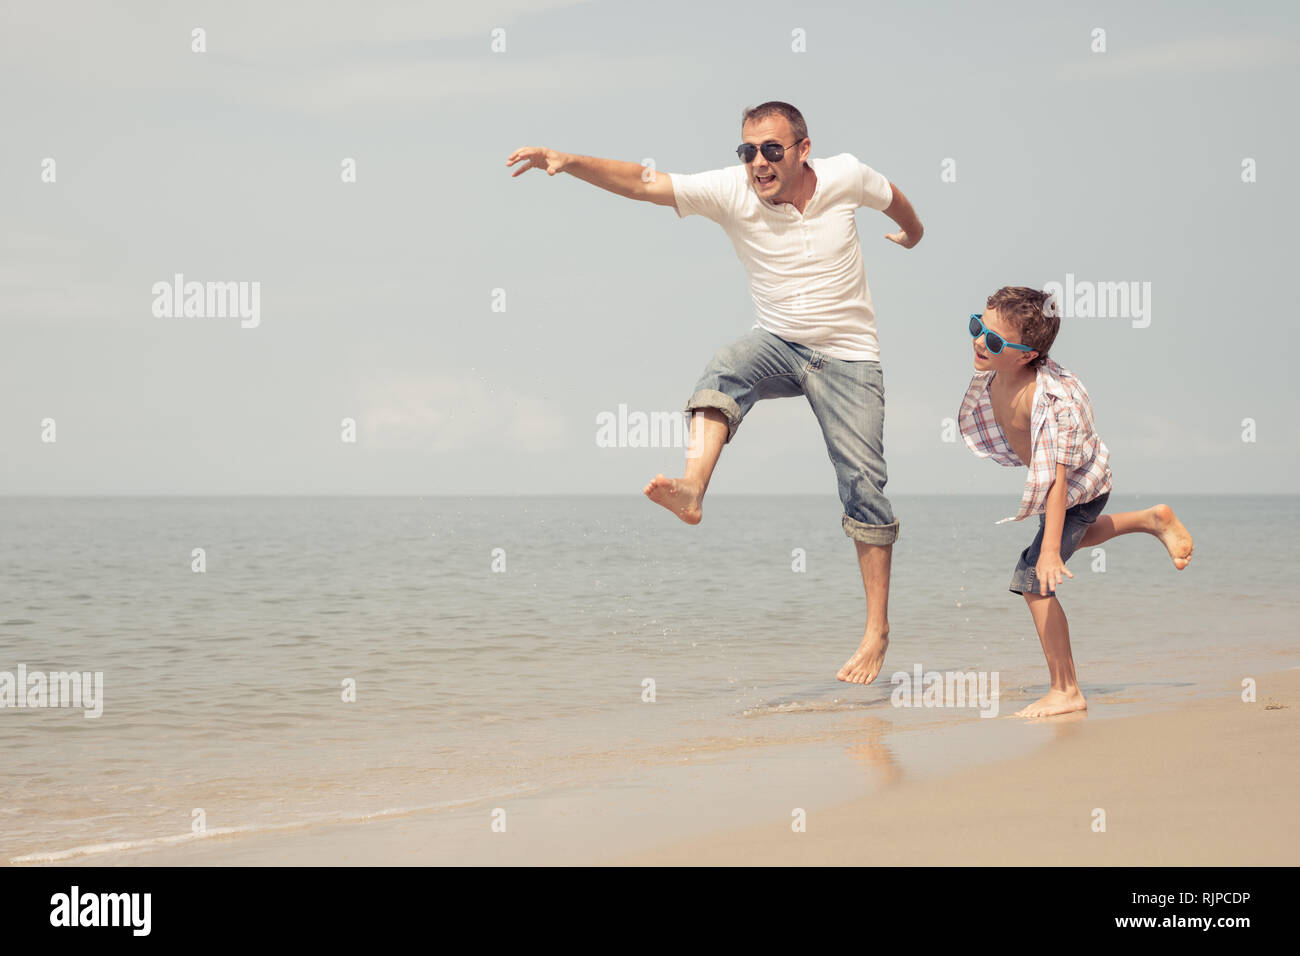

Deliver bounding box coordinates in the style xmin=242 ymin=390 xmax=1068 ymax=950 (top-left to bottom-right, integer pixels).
xmin=507 ymin=101 xmax=924 ymax=685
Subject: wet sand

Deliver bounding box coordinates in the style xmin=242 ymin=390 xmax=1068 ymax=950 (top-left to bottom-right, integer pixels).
xmin=35 ymin=668 xmax=1298 ymax=867
xmin=612 ymin=668 xmax=1300 ymax=866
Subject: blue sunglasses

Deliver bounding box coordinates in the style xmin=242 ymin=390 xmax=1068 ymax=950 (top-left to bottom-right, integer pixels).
xmin=969 ymin=314 xmax=1034 ymax=355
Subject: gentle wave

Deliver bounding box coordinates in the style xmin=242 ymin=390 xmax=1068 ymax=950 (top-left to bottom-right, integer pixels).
xmin=9 ymin=784 xmax=542 ymax=865
xmin=741 ymin=698 xmax=885 ymax=716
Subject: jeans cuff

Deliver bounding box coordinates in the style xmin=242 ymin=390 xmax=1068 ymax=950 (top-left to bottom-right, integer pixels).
xmin=684 ymin=389 xmax=743 ymax=444
xmin=842 ymin=515 xmax=899 ymax=545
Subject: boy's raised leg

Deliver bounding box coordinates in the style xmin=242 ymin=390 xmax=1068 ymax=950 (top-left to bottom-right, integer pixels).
xmin=837 ymin=541 xmax=891 ymax=685
xmin=1078 ymin=503 xmax=1194 ymax=569
xmin=1017 ymin=593 xmax=1088 ymax=717
xmin=643 ymin=408 xmax=727 ymax=524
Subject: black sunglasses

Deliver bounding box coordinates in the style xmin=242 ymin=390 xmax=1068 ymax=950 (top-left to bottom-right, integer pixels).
xmin=735 ymin=139 xmax=805 ymax=164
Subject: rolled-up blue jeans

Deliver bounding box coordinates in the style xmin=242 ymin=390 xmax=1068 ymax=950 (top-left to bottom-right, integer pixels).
xmin=683 ymin=328 xmax=899 ymax=545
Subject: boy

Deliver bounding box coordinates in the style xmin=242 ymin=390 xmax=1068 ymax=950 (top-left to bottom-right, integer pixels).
xmin=958 ymin=286 xmax=1194 ymax=717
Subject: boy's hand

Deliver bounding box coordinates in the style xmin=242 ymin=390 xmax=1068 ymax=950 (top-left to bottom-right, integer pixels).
xmin=1035 ymin=551 xmax=1074 ymax=596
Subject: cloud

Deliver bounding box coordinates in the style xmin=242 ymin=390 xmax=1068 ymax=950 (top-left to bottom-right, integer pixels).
xmin=359 ymin=373 xmax=570 ymax=453
xmin=0 ymin=0 xmax=686 ymax=115
xmin=0 ymin=0 xmax=594 ymax=62
xmin=1056 ymin=32 xmax=1299 ymax=81
xmin=0 ymin=232 xmax=122 ymax=324
xmin=264 ymin=52 xmax=689 ymax=113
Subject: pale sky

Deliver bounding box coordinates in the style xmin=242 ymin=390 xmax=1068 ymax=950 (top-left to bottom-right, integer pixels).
xmin=2 ymin=0 xmax=1296 ymax=496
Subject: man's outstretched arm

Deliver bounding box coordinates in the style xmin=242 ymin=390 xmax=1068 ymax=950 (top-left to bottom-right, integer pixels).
xmin=506 ymin=146 xmax=677 ymax=207
xmin=882 ymin=182 xmax=924 ymax=249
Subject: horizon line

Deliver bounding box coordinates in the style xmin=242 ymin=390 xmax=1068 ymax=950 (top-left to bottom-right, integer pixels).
xmin=0 ymin=492 xmax=1292 ymax=499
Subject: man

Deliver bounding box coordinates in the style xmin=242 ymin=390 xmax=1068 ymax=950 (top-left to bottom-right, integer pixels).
xmin=507 ymin=101 xmax=923 ymax=685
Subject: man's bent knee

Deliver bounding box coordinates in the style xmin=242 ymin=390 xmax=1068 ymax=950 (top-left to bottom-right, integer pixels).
xmin=685 ymin=389 xmax=742 ymax=444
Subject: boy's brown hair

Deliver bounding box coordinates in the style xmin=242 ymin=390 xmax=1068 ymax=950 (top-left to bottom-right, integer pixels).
xmin=986 ymin=286 xmax=1059 ymax=368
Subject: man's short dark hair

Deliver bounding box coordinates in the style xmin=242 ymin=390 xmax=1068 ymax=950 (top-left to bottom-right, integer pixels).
xmin=740 ymin=101 xmax=808 ymax=144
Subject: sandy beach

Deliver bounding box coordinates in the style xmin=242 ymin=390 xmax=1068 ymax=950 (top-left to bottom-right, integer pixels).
xmin=32 ymin=666 xmax=1295 ymax=867
xmin=612 ymin=667 xmax=1300 ymax=866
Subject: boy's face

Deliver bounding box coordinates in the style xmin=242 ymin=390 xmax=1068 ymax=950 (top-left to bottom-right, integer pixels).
xmin=973 ymin=306 xmax=1038 ymax=373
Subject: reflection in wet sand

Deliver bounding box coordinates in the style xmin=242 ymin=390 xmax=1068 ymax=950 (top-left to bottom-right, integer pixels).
xmin=845 ymin=717 xmax=902 ymax=786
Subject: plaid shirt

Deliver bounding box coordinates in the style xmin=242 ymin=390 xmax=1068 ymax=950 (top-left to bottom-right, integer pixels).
xmin=958 ymin=358 xmax=1112 ymax=523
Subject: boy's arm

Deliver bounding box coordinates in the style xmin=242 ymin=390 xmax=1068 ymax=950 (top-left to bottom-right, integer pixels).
xmin=506 ymin=146 xmax=676 ymax=206
xmin=883 ymin=183 xmax=923 ymax=249
xmin=1035 ymin=463 xmax=1074 ymax=596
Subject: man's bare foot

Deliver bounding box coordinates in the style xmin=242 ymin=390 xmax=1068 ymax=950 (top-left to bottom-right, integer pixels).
xmin=837 ymin=628 xmax=889 ymax=685
xmin=1150 ymin=504 xmax=1194 ymax=569
xmin=643 ymin=474 xmax=703 ymax=524
xmin=1015 ymin=688 xmax=1087 ymax=718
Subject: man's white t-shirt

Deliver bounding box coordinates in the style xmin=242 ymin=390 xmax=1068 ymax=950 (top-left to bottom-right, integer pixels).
xmin=671 ymin=153 xmax=893 ymax=361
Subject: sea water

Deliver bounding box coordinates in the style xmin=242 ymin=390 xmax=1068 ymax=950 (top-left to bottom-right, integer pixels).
xmin=0 ymin=494 xmax=1293 ymax=862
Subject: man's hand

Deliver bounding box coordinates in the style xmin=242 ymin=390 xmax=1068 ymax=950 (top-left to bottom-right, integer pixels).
xmin=882 ymin=183 xmax=923 ymax=249
xmin=507 ymin=146 xmax=570 ymax=177
xmin=884 ymin=229 xmax=920 ymax=249
xmin=506 ymin=149 xmax=676 ymax=205
xmin=1034 ymin=550 xmax=1074 ymax=596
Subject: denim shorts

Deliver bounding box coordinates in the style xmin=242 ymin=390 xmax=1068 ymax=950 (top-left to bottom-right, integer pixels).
xmin=684 ymin=327 xmax=898 ymax=545
xmin=1009 ymin=491 xmax=1110 ymax=596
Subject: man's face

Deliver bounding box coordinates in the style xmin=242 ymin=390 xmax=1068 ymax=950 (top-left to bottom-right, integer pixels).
xmin=740 ymin=116 xmax=807 ymax=204
xmin=973 ymin=307 xmax=1037 ymax=372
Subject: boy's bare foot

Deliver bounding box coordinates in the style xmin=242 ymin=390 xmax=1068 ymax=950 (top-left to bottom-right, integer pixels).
xmin=837 ymin=628 xmax=889 ymax=685
xmin=643 ymin=474 xmax=703 ymax=524
xmin=1015 ymin=688 xmax=1087 ymax=718
xmin=1150 ymin=504 xmax=1194 ymax=569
